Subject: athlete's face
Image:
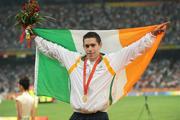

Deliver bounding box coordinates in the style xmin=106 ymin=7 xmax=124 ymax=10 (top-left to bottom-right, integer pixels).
xmin=83 ymin=38 xmax=102 ymax=62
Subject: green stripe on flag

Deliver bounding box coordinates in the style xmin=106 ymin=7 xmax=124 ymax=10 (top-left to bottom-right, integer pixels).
xmin=33 ymin=28 xmax=76 ymax=51
xmin=33 ymin=28 xmax=77 ymax=103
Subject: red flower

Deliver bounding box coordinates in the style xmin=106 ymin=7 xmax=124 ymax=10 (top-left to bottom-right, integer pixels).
xmin=30 ymin=0 xmax=35 ymax=3
xmin=35 ymin=5 xmax=40 ymax=12
xmin=22 ymin=3 xmax=26 ymax=10
xmin=16 ymin=0 xmax=45 ymax=48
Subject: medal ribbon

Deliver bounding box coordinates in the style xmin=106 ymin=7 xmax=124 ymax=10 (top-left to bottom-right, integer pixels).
xmin=83 ymin=56 xmax=101 ymax=96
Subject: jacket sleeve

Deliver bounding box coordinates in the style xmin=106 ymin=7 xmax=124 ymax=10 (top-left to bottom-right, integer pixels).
xmin=34 ymin=36 xmax=79 ymax=69
xmin=107 ymin=33 xmax=156 ymax=72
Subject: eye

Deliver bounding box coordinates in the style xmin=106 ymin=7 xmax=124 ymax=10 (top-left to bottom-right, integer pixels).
xmin=91 ymin=44 xmax=96 ymax=47
xmin=85 ymin=45 xmax=90 ymax=48
xmin=84 ymin=44 xmax=96 ymax=48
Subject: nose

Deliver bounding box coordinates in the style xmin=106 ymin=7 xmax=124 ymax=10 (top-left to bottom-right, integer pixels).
xmin=87 ymin=46 xmax=93 ymax=52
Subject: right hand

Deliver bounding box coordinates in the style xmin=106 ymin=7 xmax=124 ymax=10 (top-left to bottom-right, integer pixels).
xmin=26 ymin=25 xmax=36 ymax=39
xmin=151 ymin=22 xmax=170 ymax=36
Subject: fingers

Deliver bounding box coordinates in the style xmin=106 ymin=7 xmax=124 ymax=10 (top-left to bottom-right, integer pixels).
xmin=31 ymin=35 xmax=36 ymax=39
xmin=161 ymin=25 xmax=167 ymax=30
xmin=26 ymin=25 xmax=32 ymax=30
xmin=158 ymin=25 xmax=167 ymax=32
xmin=25 ymin=25 xmax=36 ymax=39
xmin=156 ymin=26 xmax=167 ymax=34
xmin=157 ymin=24 xmax=165 ymax=29
xmin=158 ymin=21 xmax=170 ymax=29
xmin=163 ymin=21 xmax=170 ymax=25
xmin=161 ymin=21 xmax=170 ymax=25
xmin=151 ymin=22 xmax=168 ymax=36
xmin=155 ymin=22 xmax=169 ymax=32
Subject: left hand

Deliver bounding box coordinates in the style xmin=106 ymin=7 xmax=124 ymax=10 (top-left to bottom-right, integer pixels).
xmin=151 ymin=22 xmax=169 ymax=36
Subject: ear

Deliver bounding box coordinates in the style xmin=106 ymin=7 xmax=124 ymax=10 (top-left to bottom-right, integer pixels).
xmin=100 ymin=42 xmax=102 ymax=48
xmin=83 ymin=44 xmax=86 ymax=49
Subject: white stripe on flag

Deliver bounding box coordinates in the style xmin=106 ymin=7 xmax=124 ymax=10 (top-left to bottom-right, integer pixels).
xmin=70 ymin=30 xmax=123 ymax=54
xmin=112 ymin=69 xmax=127 ymax=103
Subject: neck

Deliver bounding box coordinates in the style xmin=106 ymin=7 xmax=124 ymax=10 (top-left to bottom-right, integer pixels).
xmin=88 ymin=55 xmax=101 ymax=62
xmin=89 ymin=58 xmax=97 ymax=62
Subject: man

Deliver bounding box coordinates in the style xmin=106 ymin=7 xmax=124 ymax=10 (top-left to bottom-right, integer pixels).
xmin=32 ymin=22 xmax=167 ymax=120
xmin=16 ymin=77 xmax=35 ymax=120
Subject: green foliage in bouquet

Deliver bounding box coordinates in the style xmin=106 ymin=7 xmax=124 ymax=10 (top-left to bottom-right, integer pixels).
xmin=15 ymin=0 xmax=44 ymax=28
xmin=15 ymin=0 xmax=56 ymax=48
xmin=15 ymin=0 xmax=45 ymax=47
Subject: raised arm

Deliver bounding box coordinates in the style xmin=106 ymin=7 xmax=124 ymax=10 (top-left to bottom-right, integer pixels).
xmin=107 ymin=22 xmax=168 ymax=72
xmin=107 ymin=33 xmax=155 ymax=71
xmin=34 ymin=36 xmax=80 ymax=69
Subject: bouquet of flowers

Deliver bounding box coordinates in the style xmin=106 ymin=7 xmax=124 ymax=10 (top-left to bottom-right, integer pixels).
xmin=15 ymin=0 xmax=44 ymax=48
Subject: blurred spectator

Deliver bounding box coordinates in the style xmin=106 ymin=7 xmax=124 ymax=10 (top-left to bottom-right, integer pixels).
xmin=0 ymin=1 xmax=180 ymax=50
xmin=0 ymin=63 xmax=34 ymax=94
xmin=135 ymin=59 xmax=180 ymax=89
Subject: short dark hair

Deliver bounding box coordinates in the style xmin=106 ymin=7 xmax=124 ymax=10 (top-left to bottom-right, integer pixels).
xmin=19 ymin=76 xmax=30 ymax=90
xmin=83 ymin=32 xmax=101 ymax=45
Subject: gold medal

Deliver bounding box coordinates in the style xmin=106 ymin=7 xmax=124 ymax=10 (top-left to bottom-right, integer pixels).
xmin=82 ymin=95 xmax=88 ymax=103
xmin=82 ymin=56 xmax=101 ymax=104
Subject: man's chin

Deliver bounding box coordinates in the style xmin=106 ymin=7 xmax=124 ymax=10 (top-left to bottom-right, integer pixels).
xmin=88 ymin=56 xmax=94 ymax=59
xmin=89 ymin=56 xmax=99 ymax=62
xmin=87 ymin=55 xmax=94 ymax=60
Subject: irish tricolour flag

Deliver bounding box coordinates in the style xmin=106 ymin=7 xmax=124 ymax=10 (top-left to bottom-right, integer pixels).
xmin=33 ymin=24 xmax=165 ymax=104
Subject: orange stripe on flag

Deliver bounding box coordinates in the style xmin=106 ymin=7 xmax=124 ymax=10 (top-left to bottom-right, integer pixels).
xmin=119 ymin=24 xmax=166 ymax=95
xmin=119 ymin=25 xmax=157 ymax=46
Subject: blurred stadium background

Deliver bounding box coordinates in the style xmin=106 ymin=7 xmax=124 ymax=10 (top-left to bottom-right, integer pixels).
xmin=0 ymin=0 xmax=180 ymax=120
